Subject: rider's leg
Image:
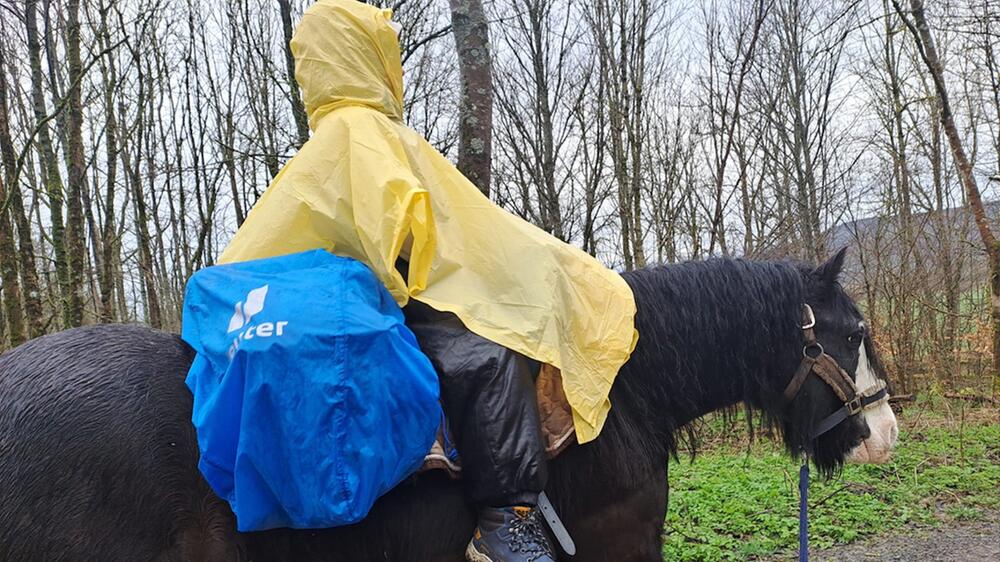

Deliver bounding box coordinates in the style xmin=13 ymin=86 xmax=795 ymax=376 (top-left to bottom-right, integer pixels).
xmin=404 ymin=300 xmax=555 ymax=562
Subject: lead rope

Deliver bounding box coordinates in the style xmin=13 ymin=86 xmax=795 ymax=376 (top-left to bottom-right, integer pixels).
xmin=798 ymin=457 xmax=810 ymax=562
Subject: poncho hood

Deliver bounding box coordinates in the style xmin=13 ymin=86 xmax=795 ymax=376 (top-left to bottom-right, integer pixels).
xmin=291 ymin=0 xmax=405 ymax=127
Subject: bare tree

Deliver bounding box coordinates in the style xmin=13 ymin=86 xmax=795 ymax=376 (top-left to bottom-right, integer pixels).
xmin=585 ymin=0 xmax=665 ymax=270
xmin=754 ymin=0 xmax=856 ymax=262
xmin=492 ymin=0 xmax=587 ymax=240
xmin=0 ymin=37 xmax=43 ymax=339
xmin=571 ymin=53 xmax=613 ymax=258
xmin=0 ymin=172 xmax=23 ymax=346
xmin=697 ymin=0 xmax=769 ymax=257
xmin=91 ymin=0 xmax=121 ymax=322
xmin=0 ymin=0 xmax=996 ymax=402
xmin=64 ymin=0 xmax=88 ymax=326
xmin=448 ymin=0 xmax=493 ymax=195
xmin=893 ymin=0 xmax=1000 ymax=395
xmin=25 ymin=0 xmax=71 ymax=327
xmin=278 ymin=0 xmax=310 ymax=148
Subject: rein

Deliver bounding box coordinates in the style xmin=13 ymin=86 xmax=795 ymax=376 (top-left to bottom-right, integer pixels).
xmin=782 ymin=304 xmax=888 ymax=562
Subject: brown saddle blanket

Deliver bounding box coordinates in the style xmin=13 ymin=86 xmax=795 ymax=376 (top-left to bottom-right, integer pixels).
xmin=421 ymin=364 xmax=577 ymax=477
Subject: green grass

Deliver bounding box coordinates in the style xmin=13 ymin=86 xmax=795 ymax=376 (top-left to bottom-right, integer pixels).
xmin=661 ymin=409 xmax=1000 ymax=561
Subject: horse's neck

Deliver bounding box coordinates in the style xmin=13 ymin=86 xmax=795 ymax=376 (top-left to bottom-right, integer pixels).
xmin=621 ymin=261 xmax=802 ymax=435
xmin=653 ymin=356 xmax=746 ymax=430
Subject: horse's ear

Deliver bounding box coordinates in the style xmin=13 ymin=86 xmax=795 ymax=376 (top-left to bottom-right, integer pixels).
xmin=813 ymin=247 xmax=848 ymax=288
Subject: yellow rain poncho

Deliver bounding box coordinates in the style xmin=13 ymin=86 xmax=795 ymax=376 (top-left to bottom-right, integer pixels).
xmin=220 ymin=0 xmax=637 ymax=441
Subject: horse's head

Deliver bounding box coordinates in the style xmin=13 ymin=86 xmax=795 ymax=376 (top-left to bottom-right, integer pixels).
xmin=782 ymin=248 xmax=898 ymax=473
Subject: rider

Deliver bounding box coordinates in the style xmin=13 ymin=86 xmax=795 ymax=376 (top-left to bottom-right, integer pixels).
xmin=219 ymin=1 xmax=637 ymax=560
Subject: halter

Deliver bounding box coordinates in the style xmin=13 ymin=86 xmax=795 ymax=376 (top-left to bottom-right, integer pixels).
xmin=783 ymin=304 xmax=888 ymax=562
xmin=782 ymin=304 xmax=888 ymax=441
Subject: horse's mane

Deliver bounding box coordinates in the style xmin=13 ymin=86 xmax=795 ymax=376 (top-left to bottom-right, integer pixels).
xmin=585 ymin=258 xmax=810 ymax=480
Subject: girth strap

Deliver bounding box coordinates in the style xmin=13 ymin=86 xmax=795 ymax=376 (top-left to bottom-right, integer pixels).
xmin=537 ymin=492 xmax=576 ymax=555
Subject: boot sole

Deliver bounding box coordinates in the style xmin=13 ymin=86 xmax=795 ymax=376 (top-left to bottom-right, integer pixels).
xmin=465 ymin=541 xmax=496 ymax=562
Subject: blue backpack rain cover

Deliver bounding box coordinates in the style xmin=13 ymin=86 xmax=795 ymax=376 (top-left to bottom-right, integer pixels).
xmin=181 ymin=249 xmax=441 ymax=532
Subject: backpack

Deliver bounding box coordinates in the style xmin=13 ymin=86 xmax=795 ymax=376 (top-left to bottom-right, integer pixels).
xmin=182 ymin=249 xmax=440 ymax=531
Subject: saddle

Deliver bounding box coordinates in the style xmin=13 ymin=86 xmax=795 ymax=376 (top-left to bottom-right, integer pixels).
xmin=421 ymin=364 xmax=577 ymax=477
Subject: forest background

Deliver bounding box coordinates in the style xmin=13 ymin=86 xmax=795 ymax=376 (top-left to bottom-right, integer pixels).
xmin=0 ymin=0 xmax=999 ymax=401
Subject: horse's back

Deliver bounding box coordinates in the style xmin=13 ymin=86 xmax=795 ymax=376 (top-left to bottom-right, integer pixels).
xmin=0 ymin=324 xmax=240 ymax=561
xmin=0 ymin=324 xmax=476 ymax=562
xmin=0 ymin=324 xmax=669 ymax=561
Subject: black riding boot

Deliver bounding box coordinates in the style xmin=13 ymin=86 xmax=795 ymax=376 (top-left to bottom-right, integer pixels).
xmin=403 ymin=301 xmax=555 ymax=562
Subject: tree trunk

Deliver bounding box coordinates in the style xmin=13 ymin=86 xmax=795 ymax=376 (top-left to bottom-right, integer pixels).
xmin=118 ymin=46 xmax=163 ymax=329
xmin=0 ymin=173 xmax=24 ymax=347
xmin=25 ymin=0 xmax=70 ymax=328
xmin=123 ymin=140 xmax=163 ymax=330
xmin=0 ymin=286 xmax=5 ymax=347
xmin=930 ymin=104 xmax=959 ymax=381
xmin=63 ymin=0 xmax=87 ymax=327
xmin=96 ymin=2 xmax=119 ymax=322
xmin=587 ymin=0 xmax=653 ymax=269
xmin=277 ymin=0 xmax=309 ymax=148
xmin=895 ymin=0 xmax=1000 ymax=396
xmin=448 ymin=0 xmax=493 ymax=196
xmin=982 ymin=0 xmax=1000 ymax=397
xmin=884 ymin=0 xmax=920 ymax=387
xmin=0 ymin=46 xmax=43 ymax=338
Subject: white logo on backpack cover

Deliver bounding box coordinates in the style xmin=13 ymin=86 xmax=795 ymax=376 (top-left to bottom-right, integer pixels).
xmin=226 ymin=284 xmax=289 ymax=358
xmin=228 ymin=285 xmax=269 ymax=332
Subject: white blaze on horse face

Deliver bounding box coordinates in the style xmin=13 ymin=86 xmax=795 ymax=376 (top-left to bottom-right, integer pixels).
xmin=847 ymin=339 xmax=899 ymax=464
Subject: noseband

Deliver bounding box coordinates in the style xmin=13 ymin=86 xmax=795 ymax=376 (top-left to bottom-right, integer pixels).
xmin=782 ymin=304 xmax=888 ymax=442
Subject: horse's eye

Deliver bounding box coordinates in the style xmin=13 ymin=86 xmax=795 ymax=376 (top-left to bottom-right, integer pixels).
xmin=847 ymin=331 xmax=863 ymax=347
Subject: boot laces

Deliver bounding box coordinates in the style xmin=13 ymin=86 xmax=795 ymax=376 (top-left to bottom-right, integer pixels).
xmin=507 ymin=509 xmax=553 ymax=561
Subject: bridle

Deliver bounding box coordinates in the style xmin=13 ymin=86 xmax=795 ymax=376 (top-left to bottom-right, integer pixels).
xmin=782 ymin=304 xmax=889 ymax=562
xmin=782 ymin=304 xmax=888 ymax=443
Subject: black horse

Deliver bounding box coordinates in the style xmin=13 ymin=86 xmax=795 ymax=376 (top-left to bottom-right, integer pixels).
xmin=0 ymin=251 xmax=895 ymax=561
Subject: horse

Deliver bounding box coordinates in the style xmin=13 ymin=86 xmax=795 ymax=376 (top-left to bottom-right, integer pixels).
xmin=0 ymin=250 xmax=897 ymax=561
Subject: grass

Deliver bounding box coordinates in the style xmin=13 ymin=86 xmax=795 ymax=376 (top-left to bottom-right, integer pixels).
xmin=661 ymin=404 xmax=1000 ymax=561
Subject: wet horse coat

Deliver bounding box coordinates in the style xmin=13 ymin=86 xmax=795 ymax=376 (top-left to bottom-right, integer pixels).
xmin=0 ymin=255 xmax=896 ymax=561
